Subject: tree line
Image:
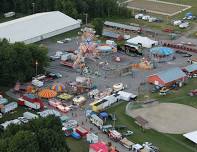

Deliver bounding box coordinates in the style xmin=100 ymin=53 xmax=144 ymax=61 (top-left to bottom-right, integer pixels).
xmin=0 ymin=0 xmax=132 ymax=19
xmin=0 ymin=116 xmax=70 ymax=152
xmin=0 ymin=39 xmax=48 ymax=86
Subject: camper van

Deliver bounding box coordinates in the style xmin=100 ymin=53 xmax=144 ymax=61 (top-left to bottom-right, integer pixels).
xmin=90 ymin=114 xmax=103 ymax=128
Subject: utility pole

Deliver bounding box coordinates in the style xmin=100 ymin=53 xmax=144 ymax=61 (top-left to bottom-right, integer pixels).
xmin=32 ymin=3 xmax=35 ymax=14
xmin=84 ymin=13 xmax=88 ymax=26
xmin=35 ymin=60 xmax=38 ymax=76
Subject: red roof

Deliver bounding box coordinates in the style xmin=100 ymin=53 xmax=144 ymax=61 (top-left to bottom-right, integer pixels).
xmin=89 ymin=142 xmax=108 ymax=152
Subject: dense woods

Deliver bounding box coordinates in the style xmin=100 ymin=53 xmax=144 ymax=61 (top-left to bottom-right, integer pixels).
xmin=0 ymin=39 xmax=48 ymax=86
xmin=0 ymin=0 xmax=132 ymax=19
xmin=0 ymin=116 xmax=70 ymax=152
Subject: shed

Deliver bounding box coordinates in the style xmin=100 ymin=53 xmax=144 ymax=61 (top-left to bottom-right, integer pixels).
xmin=135 ymin=116 xmax=149 ymax=129
xmin=183 ymin=64 xmax=197 ymax=75
xmin=147 ymin=67 xmax=187 ymax=87
xmin=104 ymin=21 xmax=141 ymax=32
xmin=126 ymin=36 xmax=158 ymax=48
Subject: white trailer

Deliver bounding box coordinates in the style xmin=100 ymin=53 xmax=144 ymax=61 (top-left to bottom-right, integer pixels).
xmin=87 ymin=133 xmax=99 ymax=144
xmin=0 ymin=119 xmax=21 ymax=130
xmin=24 ymin=100 xmax=41 ymax=110
xmin=1 ymin=102 xmax=18 ymax=114
xmin=23 ymin=112 xmax=38 ymax=120
xmin=90 ymin=114 xmax=103 ymax=128
xmin=32 ymin=79 xmax=44 ymax=87
xmin=118 ymin=91 xmax=137 ymax=101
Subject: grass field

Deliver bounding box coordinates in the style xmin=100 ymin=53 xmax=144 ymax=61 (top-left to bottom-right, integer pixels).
xmin=126 ymin=0 xmax=190 ymax=16
xmin=66 ymin=137 xmax=89 ymax=152
xmin=107 ymin=102 xmax=196 ymax=152
xmin=151 ymin=78 xmax=197 ymax=108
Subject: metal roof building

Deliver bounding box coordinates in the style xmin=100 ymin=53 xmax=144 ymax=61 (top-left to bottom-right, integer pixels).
xmin=183 ymin=64 xmax=197 ymax=73
xmin=0 ymin=11 xmax=80 ymax=44
xmin=104 ymin=21 xmax=141 ymax=31
xmin=183 ymin=131 xmax=197 ymax=144
xmin=147 ymin=67 xmax=187 ymax=87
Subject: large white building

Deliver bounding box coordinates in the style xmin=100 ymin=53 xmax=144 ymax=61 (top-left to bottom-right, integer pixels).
xmin=0 ymin=11 xmax=80 ymax=44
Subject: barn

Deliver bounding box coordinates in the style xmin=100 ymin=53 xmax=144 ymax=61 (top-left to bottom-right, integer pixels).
xmin=0 ymin=11 xmax=80 ymax=44
xmin=147 ymin=67 xmax=187 ymax=87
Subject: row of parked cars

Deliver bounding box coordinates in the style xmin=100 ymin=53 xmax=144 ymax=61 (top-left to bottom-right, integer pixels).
xmin=135 ymin=14 xmax=162 ymax=23
xmin=172 ymin=20 xmax=190 ymax=29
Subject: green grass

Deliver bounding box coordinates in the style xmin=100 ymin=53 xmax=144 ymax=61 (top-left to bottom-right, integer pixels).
xmin=107 ymin=102 xmax=196 ymax=152
xmin=66 ymin=137 xmax=89 ymax=152
xmin=151 ymin=78 xmax=197 ymax=108
xmin=37 ymin=29 xmax=80 ymax=44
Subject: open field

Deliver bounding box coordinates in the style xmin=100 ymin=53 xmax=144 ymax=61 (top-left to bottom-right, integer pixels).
xmin=124 ymin=0 xmax=191 ymax=16
xmin=151 ymin=78 xmax=197 ymax=108
xmin=66 ymin=137 xmax=89 ymax=152
xmin=107 ymin=102 xmax=196 ymax=152
xmin=129 ymin=103 xmax=197 ymax=134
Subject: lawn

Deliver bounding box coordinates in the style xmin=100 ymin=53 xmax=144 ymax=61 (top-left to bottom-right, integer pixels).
xmin=66 ymin=137 xmax=89 ymax=152
xmin=37 ymin=28 xmax=81 ymax=44
xmin=107 ymin=102 xmax=196 ymax=152
xmin=116 ymin=0 xmax=197 ymax=32
xmin=151 ymin=78 xmax=197 ymax=108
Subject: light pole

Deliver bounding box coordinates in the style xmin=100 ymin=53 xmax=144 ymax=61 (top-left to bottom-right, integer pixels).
xmin=32 ymin=3 xmax=35 ymax=14
xmin=84 ymin=13 xmax=88 ymax=26
xmin=35 ymin=60 xmax=38 ymax=76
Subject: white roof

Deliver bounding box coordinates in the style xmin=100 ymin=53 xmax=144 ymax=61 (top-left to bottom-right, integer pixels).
xmin=118 ymin=91 xmax=137 ymax=98
xmin=183 ymin=131 xmax=197 ymax=144
xmin=126 ymin=36 xmax=158 ymax=48
xmin=0 ymin=11 xmax=80 ymax=43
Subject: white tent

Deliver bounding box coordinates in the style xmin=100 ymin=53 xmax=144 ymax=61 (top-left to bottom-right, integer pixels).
xmin=126 ymin=36 xmax=158 ymax=48
xmin=0 ymin=11 xmax=80 ymax=44
xmin=183 ymin=131 xmax=197 ymax=144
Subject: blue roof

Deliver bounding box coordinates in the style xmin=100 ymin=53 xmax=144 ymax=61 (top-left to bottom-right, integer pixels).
xmin=184 ymin=64 xmax=197 ymax=73
xmin=150 ymin=47 xmax=174 ymax=56
xmin=156 ymin=67 xmax=186 ymax=83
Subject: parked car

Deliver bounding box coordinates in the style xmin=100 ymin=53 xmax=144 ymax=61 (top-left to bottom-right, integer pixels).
xmin=163 ymin=28 xmax=174 ymax=33
xmin=142 ymin=15 xmax=150 ymax=20
xmin=47 ymin=72 xmax=62 ymax=79
xmin=122 ymin=130 xmax=134 ymax=137
xmin=179 ymin=22 xmax=189 ymax=28
xmin=135 ymin=14 xmax=144 ymax=19
xmin=173 ymin=20 xmax=183 ymax=26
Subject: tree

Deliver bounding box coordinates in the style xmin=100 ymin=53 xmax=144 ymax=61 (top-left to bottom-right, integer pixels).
xmin=8 ymin=131 xmax=39 ymax=152
xmin=0 ymin=40 xmax=48 ymax=86
xmin=0 ymin=116 xmax=70 ymax=152
xmin=92 ymin=18 xmax=104 ymax=35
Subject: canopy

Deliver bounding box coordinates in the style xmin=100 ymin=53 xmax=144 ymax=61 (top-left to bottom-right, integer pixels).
xmin=38 ymin=89 xmax=57 ymax=98
xmin=99 ymin=112 xmax=109 ymax=119
xmin=150 ymin=47 xmax=174 ymax=56
xmin=51 ymin=83 xmax=65 ymax=92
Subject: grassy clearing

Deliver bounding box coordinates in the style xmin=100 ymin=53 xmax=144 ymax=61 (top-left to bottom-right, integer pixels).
xmin=37 ymin=29 xmax=80 ymax=44
xmin=107 ymin=102 xmax=196 ymax=152
xmin=151 ymin=78 xmax=197 ymax=108
xmin=66 ymin=137 xmax=89 ymax=152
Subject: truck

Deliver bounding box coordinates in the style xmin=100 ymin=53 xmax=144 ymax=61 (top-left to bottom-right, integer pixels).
xmin=1 ymin=102 xmax=18 ymax=114
xmin=23 ymin=112 xmax=39 ymax=120
xmin=32 ymin=79 xmax=44 ymax=87
xmin=120 ymin=138 xmax=134 ymax=149
xmin=108 ymin=130 xmax=122 ymax=142
xmin=90 ymin=114 xmax=103 ymax=128
xmin=87 ymin=133 xmax=99 ymax=144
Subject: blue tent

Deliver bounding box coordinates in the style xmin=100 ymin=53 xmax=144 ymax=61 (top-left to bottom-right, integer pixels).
xmin=99 ymin=112 xmax=109 ymax=119
xmin=71 ymin=132 xmax=81 ymax=139
xmin=186 ymin=12 xmax=192 ymax=17
xmin=150 ymin=47 xmax=174 ymax=56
